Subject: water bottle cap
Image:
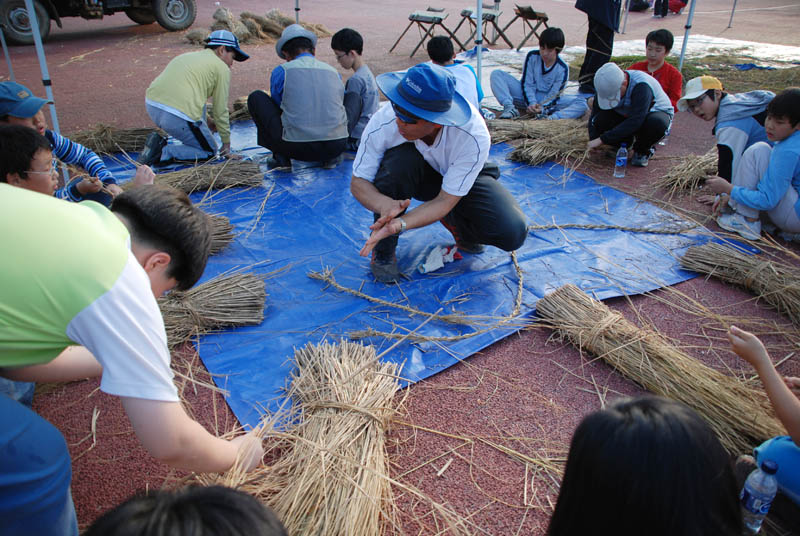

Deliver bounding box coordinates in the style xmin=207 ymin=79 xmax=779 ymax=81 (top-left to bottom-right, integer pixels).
xmin=760 ymin=459 xmax=778 ymax=474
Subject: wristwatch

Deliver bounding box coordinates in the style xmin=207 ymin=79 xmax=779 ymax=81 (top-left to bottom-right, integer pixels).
xmin=397 ymin=218 xmax=407 ymax=234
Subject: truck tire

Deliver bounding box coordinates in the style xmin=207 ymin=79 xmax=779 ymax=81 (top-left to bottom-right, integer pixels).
xmin=153 ymin=0 xmax=196 ymax=31
xmin=0 ymin=0 xmax=50 ymax=45
xmin=125 ymin=8 xmax=156 ymax=25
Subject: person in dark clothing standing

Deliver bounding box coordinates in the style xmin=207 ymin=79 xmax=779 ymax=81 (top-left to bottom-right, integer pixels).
xmin=575 ymin=0 xmax=622 ymax=94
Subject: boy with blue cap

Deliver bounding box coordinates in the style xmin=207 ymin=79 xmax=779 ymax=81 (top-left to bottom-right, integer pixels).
xmin=248 ymin=24 xmax=348 ymax=170
xmin=351 ymin=63 xmax=527 ymax=283
xmin=140 ymin=30 xmax=249 ymax=166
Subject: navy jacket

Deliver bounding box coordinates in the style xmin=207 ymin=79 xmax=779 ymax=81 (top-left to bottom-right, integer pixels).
xmin=575 ymin=0 xmax=622 ymax=31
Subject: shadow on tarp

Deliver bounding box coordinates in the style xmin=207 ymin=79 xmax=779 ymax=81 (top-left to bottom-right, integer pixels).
xmin=109 ymin=121 xmax=710 ymax=429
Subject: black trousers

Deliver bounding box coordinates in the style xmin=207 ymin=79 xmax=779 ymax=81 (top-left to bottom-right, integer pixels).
xmin=371 ymin=144 xmax=528 ymax=258
xmin=577 ymin=17 xmax=615 ymax=94
xmin=589 ymin=110 xmax=671 ymax=154
xmin=653 ymin=0 xmax=668 ymax=17
xmin=247 ymin=90 xmax=346 ymax=162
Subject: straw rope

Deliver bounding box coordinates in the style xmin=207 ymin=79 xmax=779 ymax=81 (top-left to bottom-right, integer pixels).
xmin=536 ymin=284 xmax=786 ymax=454
xmin=528 ymin=222 xmax=700 ymax=235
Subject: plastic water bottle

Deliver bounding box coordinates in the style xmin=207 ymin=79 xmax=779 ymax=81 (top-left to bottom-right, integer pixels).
xmin=740 ymin=459 xmax=779 ymax=534
xmin=613 ymin=143 xmax=628 ymax=178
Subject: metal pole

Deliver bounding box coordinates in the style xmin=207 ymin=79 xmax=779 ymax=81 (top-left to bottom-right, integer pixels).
xmin=295 ymin=0 xmax=300 ymax=24
xmin=728 ymin=0 xmax=738 ymax=28
xmin=491 ymin=0 xmax=500 ymax=43
xmin=0 ymin=26 xmax=15 ymax=81
xmin=475 ymin=0 xmax=483 ymax=89
xmin=621 ymin=0 xmax=632 ymax=34
xmin=24 ymin=0 xmax=60 ymax=134
xmin=678 ymin=0 xmax=697 ymax=72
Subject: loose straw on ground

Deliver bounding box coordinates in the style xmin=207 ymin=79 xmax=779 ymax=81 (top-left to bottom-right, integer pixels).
xmin=158 ymin=272 xmax=266 ymax=348
xmin=536 ymin=284 xmax=785 ymax=454
xmin=655 ymin=149 xmax=717 ymax=200
xmin=130 ymin=160 xmax=262 ymax=194
xmin=69 ymin=125 xmax=165 ymax=154
xmin=198 ymin=340 xmax=401 ymax=535
xmin=681 ymin=241 xmax=800 ymax=325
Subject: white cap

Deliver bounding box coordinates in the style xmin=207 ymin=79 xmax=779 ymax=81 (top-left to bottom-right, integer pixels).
xmin=594 ymin=63 xmax=625 ymax=110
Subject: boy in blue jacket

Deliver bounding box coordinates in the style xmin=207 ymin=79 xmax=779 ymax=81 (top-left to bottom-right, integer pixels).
xmin=706 ymin=88 xmax=800 ymax=241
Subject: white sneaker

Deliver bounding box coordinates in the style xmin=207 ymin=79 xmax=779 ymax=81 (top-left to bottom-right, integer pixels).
xmin=717 ymin=212 xmax=762 ymax=240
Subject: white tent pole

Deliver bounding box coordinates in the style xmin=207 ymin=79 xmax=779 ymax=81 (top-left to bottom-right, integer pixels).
xmin=621 ymin=0 xmax=632 ymax=34
xmin=0 ymin=26 xmax=15 ymax=81
xmin=728 ymin=0 xmax=738 ymax=28
xmin=295 ymin=0 xmax=300 ymax=24
xmin=475 ymin=0 xmax=483 ymax=89
xmin=24 ymin=0 xmax=61 ymax=134
xmin=678 ymin=0 xmax=697 ymax=72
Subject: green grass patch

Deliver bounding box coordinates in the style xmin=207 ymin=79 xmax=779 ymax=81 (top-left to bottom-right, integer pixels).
xmin=567 ymin=53 xmax=799 ymax=94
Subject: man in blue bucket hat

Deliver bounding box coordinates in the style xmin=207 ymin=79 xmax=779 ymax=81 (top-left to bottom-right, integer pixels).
xmin=351 ymin=63 xmax=527 ymax=283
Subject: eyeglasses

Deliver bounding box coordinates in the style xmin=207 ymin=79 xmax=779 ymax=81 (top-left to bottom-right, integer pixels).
xmin=392 ymin=103 xmax=420 ymax=124
xmin=687 ymin=93 xmax=708 ymax=112
xmin=26 ymin=162 xmax=58 ymax=177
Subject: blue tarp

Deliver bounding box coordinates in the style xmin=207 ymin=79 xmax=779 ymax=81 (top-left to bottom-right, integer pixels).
xmin=112 ymin=122 xmax=709 ymax=429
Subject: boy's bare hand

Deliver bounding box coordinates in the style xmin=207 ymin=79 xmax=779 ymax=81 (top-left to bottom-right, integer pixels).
xmin=784 ymin=377 xmax=800 ymax=397
xmin=132 ymin=165 xmax=155 ymax=187
xmin=229 ymin=431 xmax=264 ymax=472
xmin=106 ymin=183 xmax=124 ymax=197
xmin=76 ymin=177 xmax=103 ymax=195
xmin=728 ymin=325 xmax=771 ymax=370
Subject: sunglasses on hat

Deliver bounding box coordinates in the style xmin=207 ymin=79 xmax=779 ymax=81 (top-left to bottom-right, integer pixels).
xmin=392 ymin=102 xmax=421 ymax=125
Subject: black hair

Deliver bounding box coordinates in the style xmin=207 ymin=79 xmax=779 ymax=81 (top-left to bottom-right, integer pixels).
xmin=426 ymin=35 xmax=454 ymax=64
xmin=767 ymin=87 xmax=800 ymax=126
xmin=331 ymin=28 xmax=363 ymax=55
xmin=539 ymin=27 xmax=565 ymax=52
xmin=646 ymin=29 xmax=674 ymax=53
xmin=282 ymin=37 xmax=314 ymax=58
xmin=110 ymin=184 xmax=211 ymax=291
xmin=205 ymin=44 xmax=237 ymax=55
xmin=547 ymin=396 xmax=742 ymax=536
xmin=84 ymin=485 xmax=288 ymax=536
xmin=0 ymin=124 xmax=52 ymax=183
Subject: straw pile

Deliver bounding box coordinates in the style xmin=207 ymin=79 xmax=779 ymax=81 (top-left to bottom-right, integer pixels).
xmin=138 ymin=160 xmax=263 ymax=194
xmin=187 ymin=7 xmax=331 ymax=45
xmin=158 ymin=272 xmax=266 ymax=348
xmin=229 ymin=96 xmax=251 ymax=122
xmin=504 ymin=119 xmax=589 ymax=171
xmin=199 ymin=340 xmax=400 ymax=535
xmin=655 ymin=149 xmax=717 ymax=199
xmin=69 ymin=125 xmax=164 ymax=154
xmin=487 ymin=118 xmax=577 ymax=144
xmin=207 ymin=213 xmax=235 ymax=255
xmin=680 ymin=242 xmax=800 ymax=325
xmin=536 ymin=284 xmax=785 ymax=454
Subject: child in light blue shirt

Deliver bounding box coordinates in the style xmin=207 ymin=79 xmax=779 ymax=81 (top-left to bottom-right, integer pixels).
xmin=332 ymin=28 xmax=379 ymax=151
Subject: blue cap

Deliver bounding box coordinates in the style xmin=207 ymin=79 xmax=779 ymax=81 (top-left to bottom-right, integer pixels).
xmin=376 ymin=63 xmax=471 ymax=127
xmin=205 ymin=30 xmax=249 ymax=62
xmin=0 ymin=82 xmax=51 ymax=118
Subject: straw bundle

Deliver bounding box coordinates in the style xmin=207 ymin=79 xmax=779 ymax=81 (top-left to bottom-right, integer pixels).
xmin=199 ymin=340 xmax=400 ymax=535
xmin=229 ymin=96 xmax=251 ymax=122
xmin=189 ymin=8 xmax=330 ymax=46
xmin=69 ymin=125 xmax=163 ymax=154
xmin=508 ymin=120 xmax=589 ymax=171
xmin=680 ymin=242 xmax=800 ymax=325
xmin=140 ymin=160 xmax=263 ymax=194
xmin=158 ymin=272 xmax=265 ymax=348
xmin=655 ymin=149 xmax=717 ymax=199
xmin=241 ymin=11 xmax=284 ymax=39
xmin=487 ymin=118 xmax=578 ymax=144
xmin=536 ymin=284 xmax=785 ymax=454
xmin=265 ymin=8 xmax=332 ymax=37
xmin=207 ymin=213 xmax=235 ymax=255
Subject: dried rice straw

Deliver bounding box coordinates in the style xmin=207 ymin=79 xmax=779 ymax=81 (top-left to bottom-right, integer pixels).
xmin=505 ymin=120 xmax=589 ymax=177
xmin=206 ymin=213 xmax=235 ymax=255
xmin=158 ymin=272 xmax=266 ymax=348
xmin=655 ymin=149 xmax=717 ymax=200
xmin=133 ymin=160 xmax=263 ymax=194
xmin=680 ymin=241 xmax=800 ymax=325
xmin=229 ymin=96 xmax=251 ymax=122
xmin=536 ymin=284 xmax=785 ymax=454
xmin=69 ymin=125 xmax=165 ymax=154
xmin=487 ymin=118 xmax=578 ymax=144
xmin=198 ymin=340 xmax=401 ymax=535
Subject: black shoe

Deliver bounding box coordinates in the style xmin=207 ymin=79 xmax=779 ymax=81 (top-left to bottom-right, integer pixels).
xmin=266 ymin=154 xmax=290 ymax=170
xmin=440 ymin=213 xmax=485 ymax=254
xmin=370 ymin=250 xmax=401 ymax=284
xmin=322 ymin=154 xmax=343 ymax=169
xmin=138 ymin=132 xmax=166 ymax=166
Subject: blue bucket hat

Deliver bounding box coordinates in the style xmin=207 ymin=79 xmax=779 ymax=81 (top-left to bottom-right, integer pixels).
xmin=376 ymin=63 xmax=471 ymax=127
xmin=205 ymin=30 xmax=249 ymax=62
xmin=0 ymin=82 xmax=51 ymax=118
